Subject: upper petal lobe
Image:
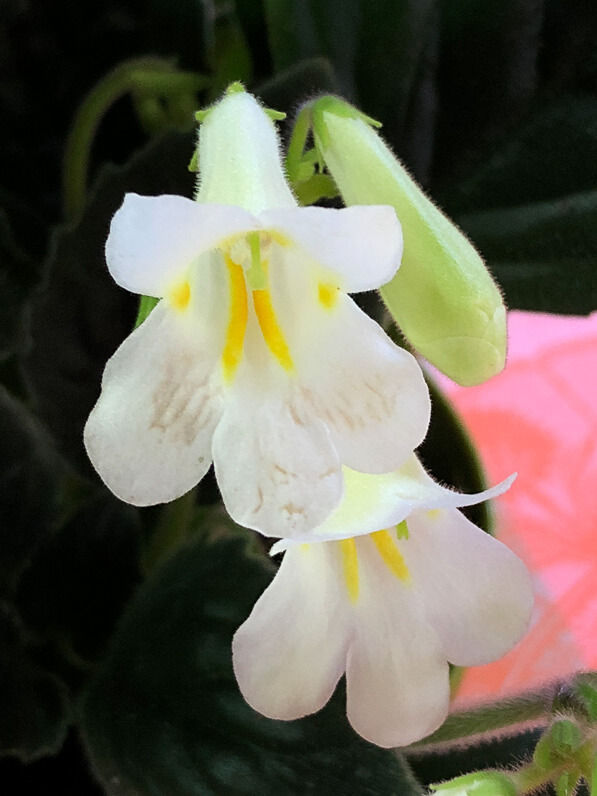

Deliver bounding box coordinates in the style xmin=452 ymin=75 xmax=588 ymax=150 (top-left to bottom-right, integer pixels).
xmin=106 ymin=194 xmax=257 ymax=296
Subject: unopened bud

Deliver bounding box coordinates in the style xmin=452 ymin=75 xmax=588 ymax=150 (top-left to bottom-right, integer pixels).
xmin=430 ymin=770 xmax=517 ymax=795
xmin=311 ymin=96 xmax=506 ymax=386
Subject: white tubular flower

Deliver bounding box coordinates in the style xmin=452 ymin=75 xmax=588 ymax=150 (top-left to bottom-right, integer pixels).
xmin=84 ymin=87 xmax=431 ymax=538
xmin=232 ymin=457 xmax=533 ymax=748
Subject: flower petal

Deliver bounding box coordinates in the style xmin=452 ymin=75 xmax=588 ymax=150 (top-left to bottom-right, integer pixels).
xmin=404 ymin=508 xmax=534 ymax=666
xmin=233 ymin=543 xmax=349 ymax=720
xmin=273 ymin=456 xmax=514 ymax=550
xmin=212 ymin=391 xmax=343 ymax=538
xmin=260 ymin=205 xmax=402 ymax=292
xmin=106 ymin=193 xmax=256 ymax=296
xmin=291 ymin=297 xmax=430 ymax=475
xmin=346 ymin=536 xmax=450 ymax=747
xmin=84 ymin=301 xmax=223 ymax=505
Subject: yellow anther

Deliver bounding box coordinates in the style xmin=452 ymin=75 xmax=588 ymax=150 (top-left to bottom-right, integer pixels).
xmin=339 ymin=537 xmax=359 ymax=603
xmin=169 ymin=280 xmax=191 ymax=312
xmin=318 ymin=282 xmax=339 ymax=310
xmin=253 ymin=288 xmax=294 ymax=372
xmin=371 ymin=529 xmax=411 ymax=583
xmin=222 ymin=256 xmax=248 ymax=383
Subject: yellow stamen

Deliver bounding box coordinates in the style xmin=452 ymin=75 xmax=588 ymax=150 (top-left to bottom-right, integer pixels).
xmin=169 ymin=280 xmax=191 ymax=312
xmin=222 ymin=256 xmax=248 ymax=383
xmin=253 ymin=287 xmax=294 ymax=372
xmin=371 ymin=529 xmax=411 ymax=583
xmin=339 ymin=538 xmax=359 ymax=603
xmin=318 ymin=282 xmax=339 ymax=310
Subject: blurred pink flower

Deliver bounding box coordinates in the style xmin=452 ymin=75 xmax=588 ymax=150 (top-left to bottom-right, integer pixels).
xmin=438 ymin=310 xmax=597 ymax=704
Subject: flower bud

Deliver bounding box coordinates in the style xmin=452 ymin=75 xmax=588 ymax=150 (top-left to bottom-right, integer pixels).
xmin=311 ymin=96 xmax=506 ymax=386
xmin=430 ymin=770 xmax=517 ymax=795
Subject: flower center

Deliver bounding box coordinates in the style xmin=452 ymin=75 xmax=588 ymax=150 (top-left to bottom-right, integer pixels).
xmin=222 ymin=232 xmax=295 ymax=383
xmin=339 ymin=528 xmax=411 ymax=604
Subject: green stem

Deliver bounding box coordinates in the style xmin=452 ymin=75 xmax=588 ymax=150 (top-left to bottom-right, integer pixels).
xmin=510 ymin=753 xmax=587 ymax=794
xmin=409 ymin=689 xmax=550 ymax=749
xmin=285 ymin=103 xmax=314 ymax=184
xmin=130 ymin=70 xmax=209 ymax=93
xmin=62 ymin=57 xmax=170 ymax=219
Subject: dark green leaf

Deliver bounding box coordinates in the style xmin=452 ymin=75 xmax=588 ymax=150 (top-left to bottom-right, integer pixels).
xmin=232 ymin=0 xmax=271 ymax=81
xmin=443 ymin=95 xmax=597 ymax=214
xmin=208 ymin=12 xmax=254 ymax=99
xmin=256 ymin=57 xmax=340 ymax=116
xmin=0 ymin=606 xmax=69 ymax=763
xmin=263 ymin=1 xmax=321 ymax=73
xmin=17 ymin=493 xmax=140 ymax=663
xmin=542 ymin=1 xmax=597 ymax=93
xmin=435 ymin=0 xmax=543 ymax=181
xmin=144 ymin=0 xmax=209 ymax=72
xmin=457 ymin=190 xmax=597 ymax=314
xmin=263 ymin=0 xmax=359 ymax=97
xmin=355 ymin=0 xmax=439 ymax=181
xmin=80 ymin=527 xmax=422 ymax=795
xmin=23 ymin=130 xmax=195 ymax=475
xmin=0 ymin=211 xmax=39 ymax=364
xmin=486 ymin=259 xmax=596 ymax=315
xmin=459 ymin=190 xmax=597 ymax=262
xmin=0 ymin=386 xmax=64 ymax=592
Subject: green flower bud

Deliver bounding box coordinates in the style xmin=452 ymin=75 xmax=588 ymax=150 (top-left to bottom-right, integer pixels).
xmin=311 ymin=96 xmax=506 ymax=386
xmin=430 ymin=770 xmax=517 ymax=795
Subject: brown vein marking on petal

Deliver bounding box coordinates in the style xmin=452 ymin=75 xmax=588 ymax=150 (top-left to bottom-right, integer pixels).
xmin=363 ymin=376 xmax=394 ymax=416
xmin=282 ymin=502 xmax=305 ymax=516
xmin=318 ymin=466 xmax=337 ymax=480
xmin=288 ymin=402 xmax=306 ymax=427
xmin=273 ymin=463 xmax=298 ymax=486
xmin=252 ymin=486 xmax=264 ymax=515
xmin=150 ymin=355 xmax=217 ymax=445
xmin=296 ymin=375 xmax=395 ymax=433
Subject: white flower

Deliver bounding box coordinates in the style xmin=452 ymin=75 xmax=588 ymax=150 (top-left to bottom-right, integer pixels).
xmin=84 ymin=88 xmax=430 ymax=537
xmin=232 ymin=457 xmax=533 ymax=747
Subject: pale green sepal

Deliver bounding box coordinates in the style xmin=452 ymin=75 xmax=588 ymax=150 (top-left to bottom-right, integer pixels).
xmin=264 ymin=108 xmax=286 ymax=121
xmin=430 ymin=770 xmax=517 ymax=795
xmin=311 ymin=96 xmax=506 ymax=387
xmin=187 ymin=149 xmax=198 ymax=173
xmin=134 ymin=295 xmax=159 ymax=329
xmin=194 ymin=85 xmax=296 ymax=213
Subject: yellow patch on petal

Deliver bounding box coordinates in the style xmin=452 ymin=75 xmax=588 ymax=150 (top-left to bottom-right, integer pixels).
xmin=318 ymin=282 xmax=339 ymax=310
xmin=222 ymin=256 xmax=248 ymax=383
xmin=169 ymin=280 xmax=191 ymax=312
xmin=371 ymin=529 xmax=411 ymax=584
xmin=253 ymin=288 xmax=294 ymax=372
xmin=270 ymin=230 xmax=291 ymax=248
xmin=339 ymin=537 xmax=359 ymax=603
